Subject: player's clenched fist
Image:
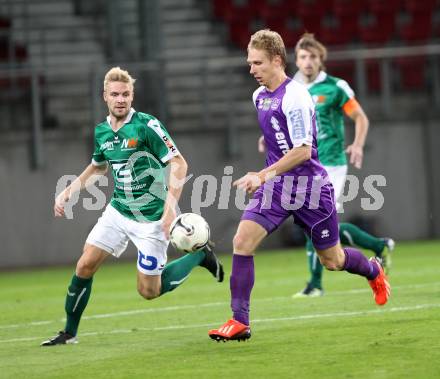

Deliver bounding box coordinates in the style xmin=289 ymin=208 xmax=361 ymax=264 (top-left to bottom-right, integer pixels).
xmin=54 ymin=190 xmax=70 ymax=217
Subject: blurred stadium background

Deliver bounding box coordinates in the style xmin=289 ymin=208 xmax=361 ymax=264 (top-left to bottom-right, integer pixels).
xmin=1 ymin=0 xmax=439 ymax=268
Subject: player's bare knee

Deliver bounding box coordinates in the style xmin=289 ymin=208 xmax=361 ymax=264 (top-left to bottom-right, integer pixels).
xmin=233 ymin=232 xmax=250 ymax=252
xmin=323 ymin=261 xmax=339 ymax=271
xmin=76 ymin=258 xmax=96 ymax=278
xmin=137 ymin=285 xmax=159 ymax=300
xmin=320 ymin=256 xmax=342 ymax=271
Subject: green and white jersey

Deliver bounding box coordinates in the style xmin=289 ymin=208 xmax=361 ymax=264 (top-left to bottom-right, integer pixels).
xmin=92 ymin=108 xmax=180 ymax=221
xmin=294 ymin=71 xmax=354 ymax=166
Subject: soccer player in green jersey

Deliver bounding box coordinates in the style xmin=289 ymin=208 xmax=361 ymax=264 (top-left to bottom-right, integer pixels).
xmin=41 ymin=67 xmax=224 ymax=346
xmin=290 ymin=33 xmax=395 ymax=297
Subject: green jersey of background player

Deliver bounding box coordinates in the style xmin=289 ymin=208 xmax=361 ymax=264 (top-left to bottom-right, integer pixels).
xmin=292 ymin=34 xmax=395 ymax=297
xmin=41 ymin=67 xmax=224 ymax=346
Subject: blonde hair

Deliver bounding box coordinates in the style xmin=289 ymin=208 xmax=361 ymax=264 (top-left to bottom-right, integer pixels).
xmin=248 ymin=29 xmax=287 ymax=68
xmin=103 ymin=67 xmax=136 ymax=91
xmin=295 ymin=33 xmax=328 ymax=70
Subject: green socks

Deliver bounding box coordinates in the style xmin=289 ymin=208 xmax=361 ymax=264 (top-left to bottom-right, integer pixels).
xmin=339 ymin=223 xmax=385 ymax=257
xmin=160 ymin=251 xmax=205 ymax=295
xmin=64 ymin=274 xmax=93 ymax=337
xmin=306 ymin=237 xmax=323 ymax=289
xmin=63 ymin=250 xmax=206 ymax=336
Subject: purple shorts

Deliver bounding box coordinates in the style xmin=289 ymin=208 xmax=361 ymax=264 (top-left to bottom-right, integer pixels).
xmin=241 ymin=181 xmax=339 ymax=250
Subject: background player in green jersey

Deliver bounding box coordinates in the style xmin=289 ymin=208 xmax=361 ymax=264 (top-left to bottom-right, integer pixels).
xmin=291 ymin=33 xmax=394 ymax=297
xmin=41 ymin=67 xmax=224 ymax=346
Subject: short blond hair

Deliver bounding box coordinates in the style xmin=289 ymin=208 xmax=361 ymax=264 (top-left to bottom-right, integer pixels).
xmin=295 ymin=33 xmax=328 ymax=70
xmin=248 ymin=29 xmax=287 ymax=68
xmin=103 ymin=67 xmax=136 ymax=91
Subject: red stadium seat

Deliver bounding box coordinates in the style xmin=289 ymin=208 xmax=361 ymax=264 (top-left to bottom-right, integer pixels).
xmin=366 ymin=60 xmax=381 ymax=93
xmin=0 ymin=16 xmax=11 ymax=30
xmin=213 ymin=0 xmax=258 ymax=22
xmin=395 ymin=56 xmax=427 ymax=90
xmin=257 ymin=0 xmax=292 ymax=21
xmin=229 ymin=20 xmax=252 ymax=49
xmin=296 ymin=0 xmax=326 ymax=32
xmin=0 ymin=38 xmax=28 ymax=63
xmin=319 ymin=25 xmax=354 ymax=46
xmin=212 ymin=0 xmax=230 ymax=19
xmin=326 ymin=61 xmax=356 ymax=87
xmin=334 ymin=0 xmax=364 ymax=42
xmin=398 ymin=11 xmax=433 ymax=43
xmin=263 ymin=15 xmax=287 ymax=31
xmin=358 ymin=11 xmax=395 ymax=45
xmin=367 ymin=0 xmax=401 ymax=13
xmin=403 ymin=0 xmax=436 ymax=12
xmin=333 ymin=0 xmax=366 ymax=18
xmin=276 ymin=24 xmax=304 ymax=48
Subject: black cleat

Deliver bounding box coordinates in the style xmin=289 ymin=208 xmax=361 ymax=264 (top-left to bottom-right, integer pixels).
xmin=211 ymin=329 xmax=252 ymax=343
xmin=199 ymin=243 xmax=224 ymax=282
xmin=40 ymin=331 xmax=77 ymax=346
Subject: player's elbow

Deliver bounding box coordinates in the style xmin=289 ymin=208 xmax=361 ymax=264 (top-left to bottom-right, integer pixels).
xmin=355 ymin=110 xmax=369 ymax=130
xmin=180 ymin=156 xmax=188 ymax=172
xmin=170 ymin=154 xmax=188 ymax=175
xmin=92 ymin=163 xmax=108 ymax=175
xmin=99 ymin=165 xmax=108 ymax=175
xmin=363 ymin=114 xmax=370 ymax=130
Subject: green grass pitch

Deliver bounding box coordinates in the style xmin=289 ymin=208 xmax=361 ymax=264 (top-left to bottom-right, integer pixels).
xmin=1 ymin=241 xmax=439 ymax=379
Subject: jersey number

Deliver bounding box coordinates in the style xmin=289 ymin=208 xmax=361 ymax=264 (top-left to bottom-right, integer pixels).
xmin=138 ymin=251 xmax=158 ymax=271
xmin=111 ymin=162 xmax=133 ymax=184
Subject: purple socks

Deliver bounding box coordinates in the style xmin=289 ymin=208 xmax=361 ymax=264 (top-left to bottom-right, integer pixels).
xmin=343 ymin=247 xmax=379 ymax=280
xmin=230 ymin=254 xmax=255 ymax=326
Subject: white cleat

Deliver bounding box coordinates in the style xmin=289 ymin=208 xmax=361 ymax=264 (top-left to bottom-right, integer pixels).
xmin=381 ymin=238 xmax=395 ymax=274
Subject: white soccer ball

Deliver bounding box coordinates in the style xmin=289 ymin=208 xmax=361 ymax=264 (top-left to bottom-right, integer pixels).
xmin=169 ymin=213 xmax=210 ymax=253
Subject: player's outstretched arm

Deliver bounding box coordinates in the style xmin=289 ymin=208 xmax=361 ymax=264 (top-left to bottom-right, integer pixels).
xmin=54 ymin=163 xmax=108 ymax=217
xmin=234 ymin=145 xmax=312 ymax=194
xmin=161 ymin=154 xmax=188 ymax=238
xmin=344 ymin=100 xmax=369 ymax=169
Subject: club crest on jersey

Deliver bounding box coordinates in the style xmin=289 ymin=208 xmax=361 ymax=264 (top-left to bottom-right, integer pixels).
xmin=271 ymin=98 xmax=281 ymax=110
xmin=258 ymin=98 xmax=272 ymax=111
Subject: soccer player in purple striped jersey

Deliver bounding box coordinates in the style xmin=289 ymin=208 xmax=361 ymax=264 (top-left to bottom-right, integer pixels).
xmin=208 ymin=30 xmax=390 ymax=343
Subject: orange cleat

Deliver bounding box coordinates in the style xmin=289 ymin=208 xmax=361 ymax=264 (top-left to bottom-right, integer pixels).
xmin=208 ymin=319 xmax=251 ymax=342
xmin=368 ymin=257 xmax=391 ymax=306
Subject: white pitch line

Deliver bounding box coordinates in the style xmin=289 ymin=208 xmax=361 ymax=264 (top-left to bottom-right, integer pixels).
xmin=0 ymin=281 xmax=439 ymax=331
xmin=1 ymin=303 xmax=439 ymax=344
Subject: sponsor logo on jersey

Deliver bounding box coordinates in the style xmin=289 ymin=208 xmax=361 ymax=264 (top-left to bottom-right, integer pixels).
xmin=312 ymin=94 xmax=326 ymax=104
xmin=162 ymin=135 xmax=177 ymax=153
xmin=121 ymin=138 xmax=138 ymax=149
xmin=101 ymin=141 xmax=114 ymax=151
xmin=270 ymin=116 xmax=281 ymax=131
xmin=290 ymin=109 xmax=306 ymax=140
xmin=271 ymin=117 xmax=289 ymax=154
